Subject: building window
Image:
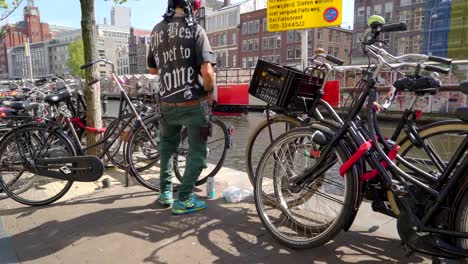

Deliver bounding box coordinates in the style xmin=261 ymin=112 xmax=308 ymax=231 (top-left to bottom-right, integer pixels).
xmin=414 ymin=11 xmax=423 ymax=31
xmin=276 ymin=37 xmax=281 ymax=49
xmin=248 ymin=39 xmax=254 ymax=51
xmin=232 ymin=33 xmax=237 ymax=45
xmin=335 ymin=32 xmax=340 ymax=44
xmin=254 ymin=39 xmax=259 ymax=51
xmin=262 ymin=55 xmax=267 ymax=61
xmin=268 ymin=36 xmax=275 ymax=49
xmin=398 ymin=38 xmax=409 ymax=55
xmin=287 ymin=31 xmax=294 ymax=43
xmin=247 ymin=57 xmax=254 ymax=68
xmin=223 ymin=34 xmax=227 ymax=45
xmin=295 ymin=31 xmax=301 ymax=42
xmin=263 ymin=18 xmax=267 ymax=32
xmin=248 ymin=21 xmax=254 ymax=34
xmin=329 ymin=31 xmax=333 ymax=43
xmin=287 ymin=47 xmax=294 ymax=59
xmin=254 ymin=20 xmax=260 ymax=33
xmin=262 ymin=37 xmax=268 ymax=50
xmin=374 ymin=4 xmax=382 ymax=15
xmin=242 ymin=22 xmax=247 ymax=35
xmin=268 ymin=55 xmax=275 ymax=62
xmin=232 ymin=55 xmax=237 ymax=67
xmin=384 ymin=2 xmax=393 ymax=22
xmin=242 ymin=40 xmax=247 ymax=52
xmin=317 ymin=29 xmax=322 ymax=40
xmin=295 ymin=47 xmax=301 ymax=59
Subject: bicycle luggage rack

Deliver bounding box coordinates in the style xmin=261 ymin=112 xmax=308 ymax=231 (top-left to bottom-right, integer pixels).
xmin=248 ymin=60 xmax=326 ymax=110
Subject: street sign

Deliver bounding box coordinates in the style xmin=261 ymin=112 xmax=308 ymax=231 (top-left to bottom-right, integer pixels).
xmin=267 ymin=0 xmax=342 ymax=32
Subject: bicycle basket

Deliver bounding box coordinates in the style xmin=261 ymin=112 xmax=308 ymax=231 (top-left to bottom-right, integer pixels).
xmin=249 ymin=60 xmax=325 ymax=109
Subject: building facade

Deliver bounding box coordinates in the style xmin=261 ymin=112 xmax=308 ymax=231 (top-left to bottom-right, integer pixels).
xmin=351 ymin=0 xmax=449 ymax=63
xmin=96 ymin=24 xmax=131 ymax=77
xmin=0 ymin=0 xmax=51 ymax=78
xmin=448 ymin=0 xmax=468 ymax=59
xmin=239 ymin=8 xmax=352 ymax=69
xmin=8 ymin=41 xmax=50 ymax=79
xmin=48 ymin=29 xmax=82 ymax=76
xmin=128 ymin=27 xmax=151 ymax=75
xmin=205 ymin=0 xmax=265 ymax=69
xmin=116 ymin=45 xmax=129 ymax=76
xmin=423 ymin=0 xmax=452 ymax=57
xmin=111 ymin=6 xmax=131 ymax=28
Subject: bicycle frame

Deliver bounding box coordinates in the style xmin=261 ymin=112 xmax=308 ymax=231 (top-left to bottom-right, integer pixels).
xmin=65 ymin=60 xmax=159 ymax=160
xmin=288 ymin=50 xmax=468 ymax=241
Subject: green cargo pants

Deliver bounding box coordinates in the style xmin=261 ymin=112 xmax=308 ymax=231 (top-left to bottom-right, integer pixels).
xmin=159 ymin=103 xmax=209 ymax=201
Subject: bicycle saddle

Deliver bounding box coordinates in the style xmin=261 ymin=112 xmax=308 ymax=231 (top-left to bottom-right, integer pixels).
xmin=45 ymin=90 xmax=72 ymax=105
xmin=393 ymin=76 xmax=441 ymax=95
xmin=9 ymin=101 xmax=39 ymax=111
xmin=456 ymin=107 xmax=468 ymax=122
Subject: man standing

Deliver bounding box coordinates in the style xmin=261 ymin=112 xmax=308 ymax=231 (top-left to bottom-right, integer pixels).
xmin=147 ymin=0 xmax=216 ymax=215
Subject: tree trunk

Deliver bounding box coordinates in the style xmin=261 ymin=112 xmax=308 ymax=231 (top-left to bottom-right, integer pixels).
xmin=80 ymin=0 xmax=102 ymax=155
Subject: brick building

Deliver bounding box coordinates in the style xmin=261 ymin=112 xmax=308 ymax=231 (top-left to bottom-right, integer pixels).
xmin=205 ymin=0 xmax=265 ymax=69
xmin=0 ymin=0 xmax=51 ymax=78
xmin=239 ymin=8 xmax=352 ymax=69
xmin=128 ymin=27 xmax=152 ymax=75
xmin=351 ymin=0 xmax=426 ymax=64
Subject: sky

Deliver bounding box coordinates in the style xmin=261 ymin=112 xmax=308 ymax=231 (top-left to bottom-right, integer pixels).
xmin=6 ymin=0 xmax=354 ymax=30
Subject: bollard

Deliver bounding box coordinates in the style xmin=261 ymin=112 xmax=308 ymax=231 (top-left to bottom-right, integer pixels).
xmin=102 ymin=178 xmax=111 ymax=188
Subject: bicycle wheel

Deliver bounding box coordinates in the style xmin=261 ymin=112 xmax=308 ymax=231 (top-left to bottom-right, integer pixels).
xmin=398 ymin=121 xmax=468 ymax=177
xmin=246 ymin=115 xmax=302 ymax=185
xmin=454 ymin=183 xmax=468 ymax=263
xmin=126 ymin=114 xmax=163 ymax=191
xmin=173 ymin=116 xmax=229 ymax=185
xmin=103 ymin=115 xmax=130 ymax=169
xmin=254 ymin=127 xmax=358 ymax=249
xmin=0 ymin=125 xmax=76 ymax=206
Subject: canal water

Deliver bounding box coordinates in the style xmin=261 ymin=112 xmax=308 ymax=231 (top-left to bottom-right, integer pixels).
xmin=105 ymin=99 xmax=463 ymax=175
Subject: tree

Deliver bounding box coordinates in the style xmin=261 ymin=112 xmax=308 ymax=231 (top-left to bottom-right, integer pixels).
xmin=0 ymin=0 xmax=24 ymax=37
xmin=67 ymin=38 xmax=85 ymax=78
xmin=79 ymin=0 xmax=129 ymax=155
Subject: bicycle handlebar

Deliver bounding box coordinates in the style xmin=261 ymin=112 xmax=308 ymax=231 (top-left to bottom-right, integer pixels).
xmin=80 ymin=59 xmax=113 ymax=70
xmin=428 ymin=55 xmax=452 ymax=65
xmin=381 ymin=23 xmax=407 ymax=33
xmin=325 ymin=55 xmax=344 ymax=66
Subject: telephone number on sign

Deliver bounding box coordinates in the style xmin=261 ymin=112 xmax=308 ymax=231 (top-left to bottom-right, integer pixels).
xmin=270 ymin=21 xmax=305 ymax=29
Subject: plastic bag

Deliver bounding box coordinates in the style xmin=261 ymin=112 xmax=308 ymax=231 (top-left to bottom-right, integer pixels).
xmin=222 ymin=186 xmax=253 ymax=203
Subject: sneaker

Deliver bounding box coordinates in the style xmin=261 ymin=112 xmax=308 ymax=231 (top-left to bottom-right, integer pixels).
xmin=171 ymin=194 xmax=207 ymax=215
xmin=158 ymin=191 xmax=173 ymax=206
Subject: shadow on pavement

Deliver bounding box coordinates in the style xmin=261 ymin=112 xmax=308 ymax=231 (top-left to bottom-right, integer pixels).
xmin=0 ymin=188 xmax=427 ymax=263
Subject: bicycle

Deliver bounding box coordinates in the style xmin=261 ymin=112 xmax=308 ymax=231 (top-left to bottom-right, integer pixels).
xmin=254 ymin=17 xmax=468 ymax=261
xmin=125 ymin=99 xmax=233 ymax=192
xmin=0 ymin=59 xmax=159 ymax=206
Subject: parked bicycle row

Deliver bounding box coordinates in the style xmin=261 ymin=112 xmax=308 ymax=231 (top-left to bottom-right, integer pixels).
xmin=246 ymin=16 xmax=468 ymax=262
xmin=0 ymin=59 xmax=233 ymax=206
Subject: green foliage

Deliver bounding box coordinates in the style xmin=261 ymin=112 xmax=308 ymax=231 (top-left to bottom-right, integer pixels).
xmin=67 ymin=38 xmax=85 ymax=78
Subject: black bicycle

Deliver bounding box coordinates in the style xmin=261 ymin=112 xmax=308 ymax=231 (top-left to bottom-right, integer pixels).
xmin=254 ymin=18 xmax=468 ymax=262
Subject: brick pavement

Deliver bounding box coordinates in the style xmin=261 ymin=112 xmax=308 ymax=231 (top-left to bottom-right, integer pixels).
xmin=0 ymin=168 xmax=431 ymax=264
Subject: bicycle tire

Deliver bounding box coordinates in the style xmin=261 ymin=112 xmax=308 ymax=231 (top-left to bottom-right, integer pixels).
xmin=0 ymin=124 xmax=76 ymax=206
xmin=246 ymin=115 xmax=302 ymax=185
xmin=398 ymin=120 xmax=468 ymax=176
xmin=387 ymin=120 xmax=468 ymax=216
xmin=254 ymin=127 xmax=359 ymax=249
xmin=103 ymin=115 xmax=129 ymax=170
xmin=173 ymin=116 xmax=229 ymax=186
xmin=126 ymin=114 xmax=161 ymax=191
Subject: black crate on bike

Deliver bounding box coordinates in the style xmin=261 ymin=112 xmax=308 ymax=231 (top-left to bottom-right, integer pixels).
xmin=249 ymin=60 xmax=324 ymax=109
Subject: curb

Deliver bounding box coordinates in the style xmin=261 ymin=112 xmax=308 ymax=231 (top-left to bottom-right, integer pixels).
xmin=0 ymin=216 xmax=18 ymax=264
